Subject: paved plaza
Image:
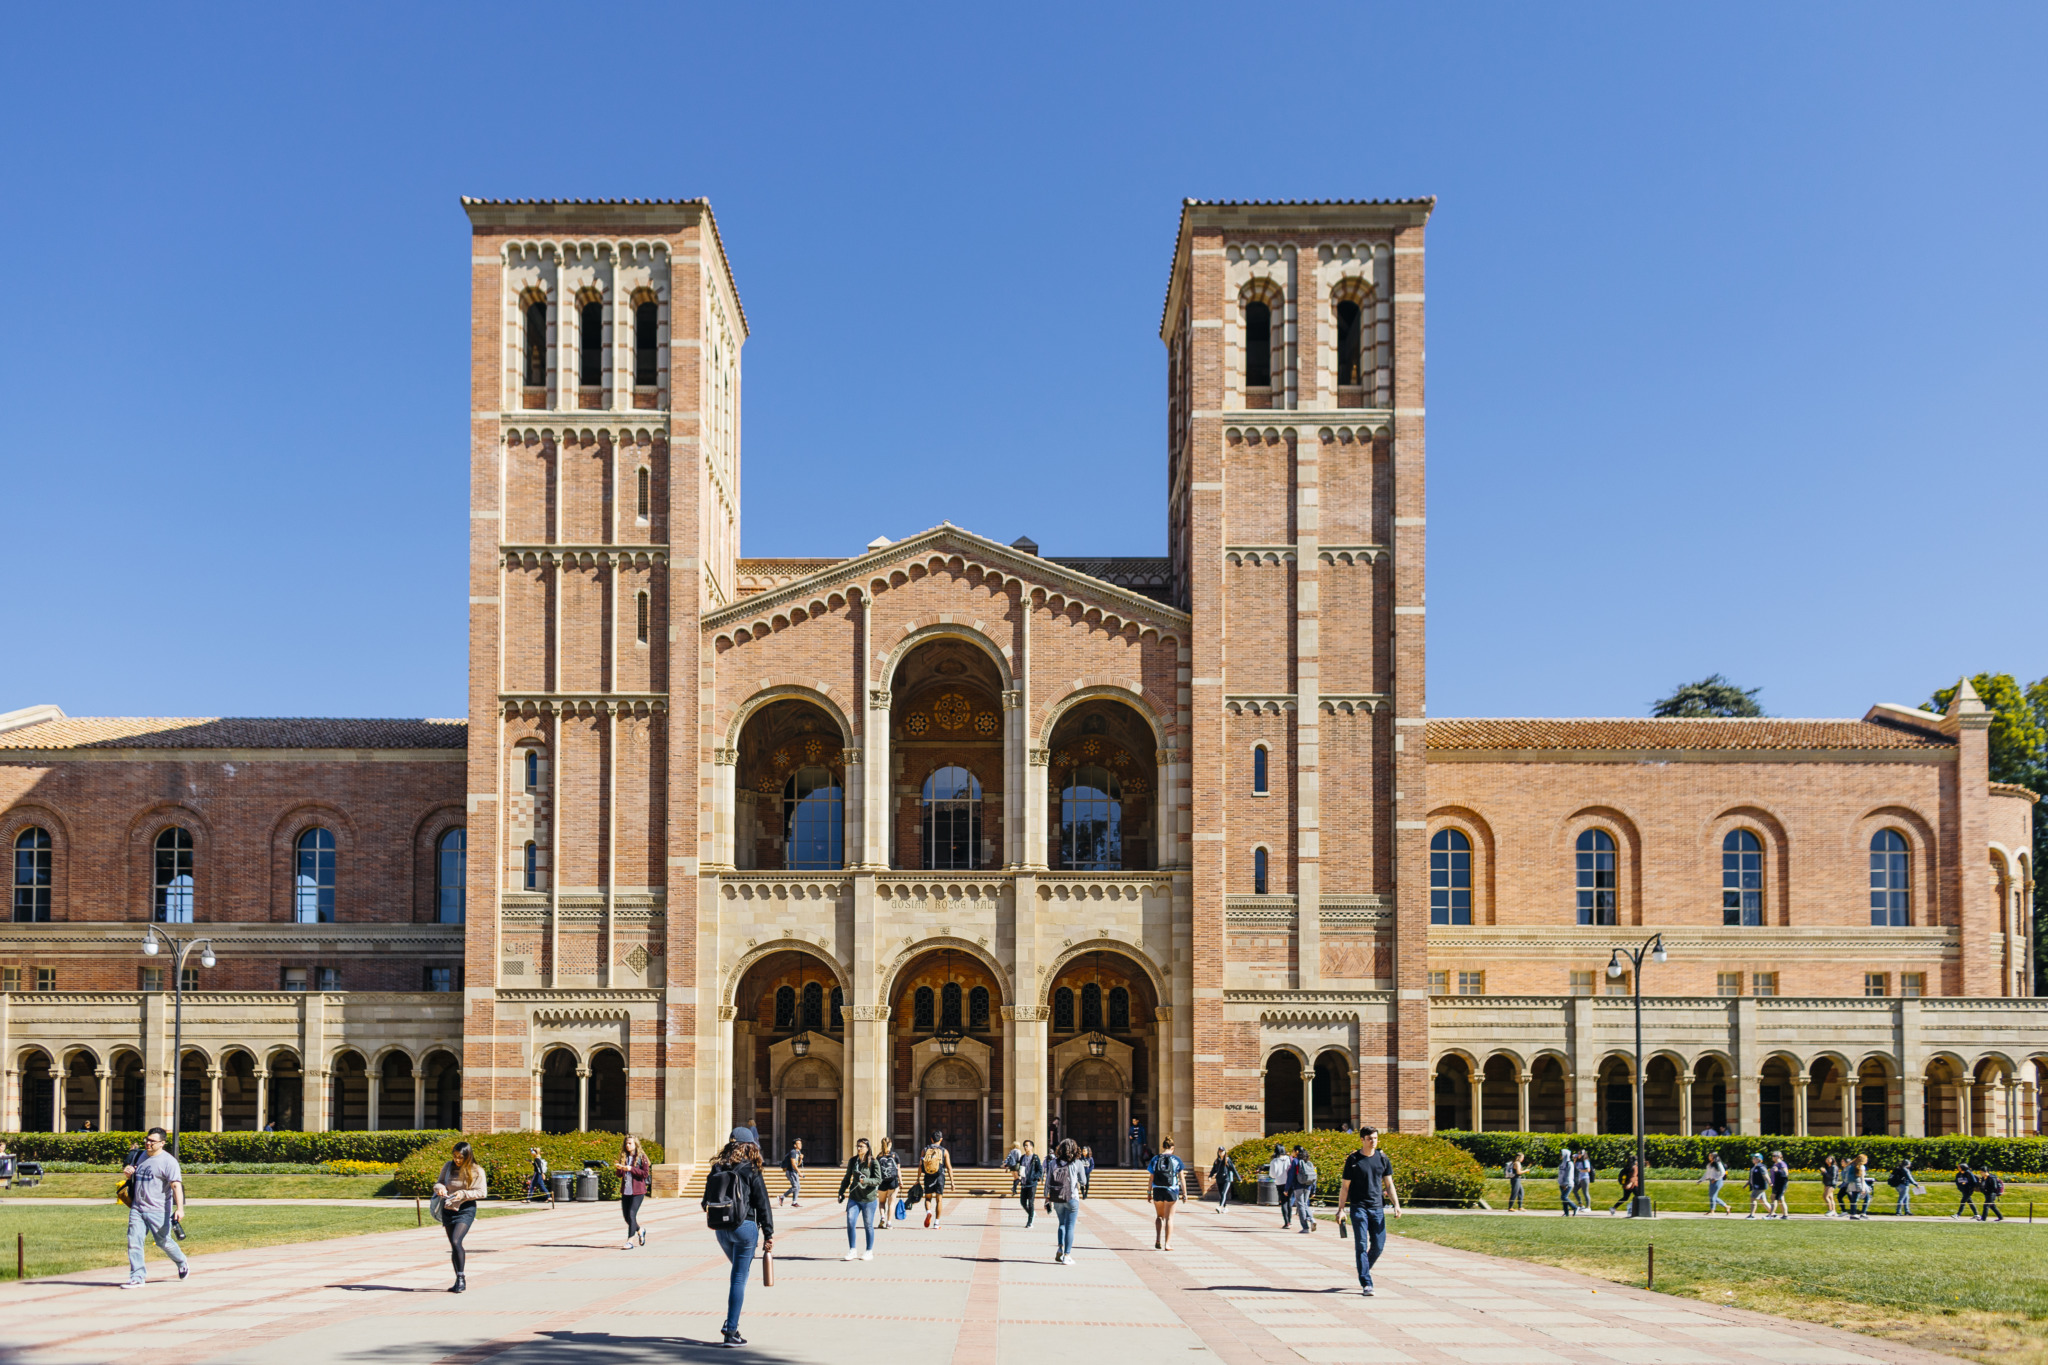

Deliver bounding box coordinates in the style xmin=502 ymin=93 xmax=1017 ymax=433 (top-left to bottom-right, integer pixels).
xmin=0 ymin=1198 xmax=1965 ymax=1365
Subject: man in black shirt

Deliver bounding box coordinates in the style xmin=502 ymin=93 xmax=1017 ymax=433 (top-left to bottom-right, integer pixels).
xmin=1334 ymin=1126 xmax=1401 ymax=1296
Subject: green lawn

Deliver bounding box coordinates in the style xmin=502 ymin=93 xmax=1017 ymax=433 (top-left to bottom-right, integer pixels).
xmin=0 ymin=1203 xmax=515 ymax=1280
xmin=1398 ymin=1213 xmax=2048 ymax=1365
xmin=1483 ymin=1176 xmax=2048 ymax=1217
xmin=1 ymin=1173 xmax=399 ymax=1200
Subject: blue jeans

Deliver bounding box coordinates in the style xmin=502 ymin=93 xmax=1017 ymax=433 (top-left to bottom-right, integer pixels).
xmin=127 ymin=1205 xmax=186 ymax=1280
xmin=784 ymin=1169 xmax=801 ymax=1202
xmin=1346 ymin=1206 xmax=1386 ymax=1288
xmin=845 ymin=1199 xmax=877 ymax=1250
xmin=1217 ymin=1176 xmax=1235 ymax=1211
xmin=1559 ymin=1184 xmax=1576 ymax=1214
xmin=1052 ymin=1198 xmax=1079 ymax=1257
xmin=1019 ymin=1182 xmax=1038 ymax=1227
xmin=1291 ymin=1188 xmax=1316 ymax=1229
xmin=1706 ymin=1179 xmax=1728 ymax=1212
xmin=1507 ymin=1177 xmax=1524 ymax=1210
xmin=1896 ymin=1187 xmax=1915 ymax=1216
xmin=714 ymin=1220 xmax=760 ymax=1333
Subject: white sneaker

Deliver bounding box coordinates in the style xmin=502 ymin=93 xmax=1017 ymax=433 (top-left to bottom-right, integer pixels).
xmin=843 ymin=1248 xmax=860 ymax=1260
xmin=121 ymin=1280 xmax=146 ymax=1289
xmin=860 ymin=1249 xmax=874 ymax=1261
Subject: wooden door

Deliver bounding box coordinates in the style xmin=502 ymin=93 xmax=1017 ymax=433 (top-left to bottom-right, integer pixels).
xmin=1064 ymin=1100 xmax=1118 ymax=1166
xmin=783 ymin=1099 xmax=839 ymax=1166
xmin=923 ymin=1099 xmax=977 ymax=1162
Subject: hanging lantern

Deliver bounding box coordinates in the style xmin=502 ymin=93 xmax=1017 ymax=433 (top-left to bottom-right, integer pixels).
xmin=937 ymin=1026 xmax=963 ymax=1057
xmin=790 ymin=1031 xmax=811 ymax=1058
xmin=1086 ymin=1031 xmax=1109 ymax=1059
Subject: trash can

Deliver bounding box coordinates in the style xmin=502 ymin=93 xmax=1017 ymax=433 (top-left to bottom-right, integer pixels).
xmin=550 ymin=1172 xmax=574 ymax=1203
xmin=1257 ymin=1176 xmax=1279 ymax=1206
xmin=576 ymin=1162 xmax=602 ymax=1202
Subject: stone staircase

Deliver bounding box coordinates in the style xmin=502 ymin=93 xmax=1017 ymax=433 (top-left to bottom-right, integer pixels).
xmin=670 ymin=1164 xmax=1165 ymax=1200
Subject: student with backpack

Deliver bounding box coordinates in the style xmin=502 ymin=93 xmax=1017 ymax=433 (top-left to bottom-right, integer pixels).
xmin=1209 ymin=1147 xmax=1238 ymax=1213
xmin=1003 ymin=1139 xmax=1024 ymax=1195
xmin=919 ymin=1130 xmax=953 ymax=1228
xmin=1847 ymin=1154 xmax=1873 ymax=1219
xmin=837 ymin=1138 xmax=884 ymax=1261
xmin=875 ymin=1139 xmax=901 ymax=1230
xmin=1288 ymin=1144 xmax=1319 ymax=1233
xmin=1767 ymin=1151 xmax=1791 ymax=1220
xmin=1556 ymin=1149 xmax=1578 ymax=1215
xmin=701 ymin=1126 xmax=775 ymax=1348
xmin=778 ymin=1138 xmax=805 ymax=1208
xmin=1078 ymin=1146 xmax=1095 ymax=1198
xmin=526 ymin=1147 xmax=551 ymax=1202
xmin=1820 ymin=1156 xmax=1840 ymax=1217
xmin=1745 ymin=1154 xmax=1770 ymax=1218
xmin=1952 ymin=1163 xmax=1979 ymax=1219
xmin=1608 ymin=1156 xmax=1640 ymax=1215
xmin=1890 ymin=1157 xmax=1923 ymax=1216
xmin=1505 ymin=1152 xmax=1526 ymax=1212
xmin=1045 ymin=1139 xmax=1084 ymax=1263
xmin=1149 ymin=1136 xmax=1186 ymax=1250
xmin=1572 ymin=1149 xmax=1593 ymax=1210
xmin=1976 ymin=1167 xmax=2006 ymax=1222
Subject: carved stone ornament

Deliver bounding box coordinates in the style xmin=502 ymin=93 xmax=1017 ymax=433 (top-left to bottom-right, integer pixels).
xmin=869 ymin=688 xmax=892 ymax=709
xmin=1006 ymin=1005 xmax=1050 ymax=1023
xmin=1028 ymin=746 xmax=1051 ymax=766
xmin=848 ymin=1005 xmax=892 ymax=1021
xmin=717 ymin=1005 xmax=737 ymax=1021
xmin=1001 ymin=688 xmax=1023 ymax=709
xmin=713 ymin=747 xmax=738 ymax=765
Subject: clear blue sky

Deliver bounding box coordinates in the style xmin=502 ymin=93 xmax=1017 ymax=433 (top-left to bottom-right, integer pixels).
xmin=4 ymin=3 xmax=2042 ymax=721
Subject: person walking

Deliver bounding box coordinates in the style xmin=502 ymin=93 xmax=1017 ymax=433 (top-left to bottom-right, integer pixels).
xmin=1890 ymin=1157 xmax=1923 ymax=1216
xmin=919 ymin=1129 xmax=953 ymax=1228
xmin=1556 ymin=1149 xmax=1577 ymax=1215
xmin=1744 ymin=1154 xmax=1770 ymax=1218
xmin=1698 ymin=1152 xmax=1730 ymax=1214
xmin=1015 ymin=1139 xmax=1044 ymax=1228
xmin=1505 ymin=1152 xmax=1526 ymax=1212
xmin=1608 ymin=1155 xmax=1640 ymax=1215
xmin=1976 ymin=1166 xmax=2006 ymax=1222
xmin=1573 ymin=1149 xmax=1593 ymax=1211
xmin=1952 ymin=1163 xmax=1980 ymax=1219
xmin=1079 ymin=1146 xmax=1095 ymax=1198
xmin=1045 ymin=1139 xmax=1083 ymax=1264
xmin=1209 ymin=1147 xmax=1239 ymax=1213
xmin=120 ymin=1126 xmax=189 ymax=1288
xmin=1288 ymin=1144 xmax=1319 ymax=1233
xmin=1336 ymin=1127 xmax=1401 ymax=1297
xmin=1270 ymin=1145 xmax=1296 ymax=1228
xmin=615 ymin=1136 xmax=653 ymax=1248
xmin=876 ymin=1139 xmax=901 ymax=1230
xmin=431 ymin=1139 xmax=487 ymax=1293
xmin=1767 ymin=1151 xmax=1791 ymax=1220
xmin=1149 ymin=1136 xmax=1186 ymax=1251
xmin=837 ymin=1138 xmax=883 ymax=1261
xmin=527 ymin=1147 xmax=551 ymax=1202
xmin=1126 ymin=1119 xmax=1144 ymax=1171
xmin=1820 ymin=1156 xmax=1839 ymax=1218
xmin=701 ymin=1126 xmax=774 ymax=1348
xmin=1004 ymin=1139 xmax=1024 ymax=1196
xmin=1847 ymin=1154 xmax=1873 ymax=1219
xmin=778 ymin=1138 xmax=805 ymax=1208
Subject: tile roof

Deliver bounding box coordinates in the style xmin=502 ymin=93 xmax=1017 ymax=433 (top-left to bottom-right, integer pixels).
xmin=1161 ymin=196 xmax=1437 ymax=333
xmin=1425 ymin=717 xmax=1953 ymax=753
xmin=0 ymin=716 xmax=468 ymax=751
xmin=1990 ymin=781 xmax=2042 ymax=802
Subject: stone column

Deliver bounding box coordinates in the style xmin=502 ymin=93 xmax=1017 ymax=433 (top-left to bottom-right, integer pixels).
xmin=0 ymin=1066 xmax=15 ymax=1133
xmin=53 ymin=1064 xmax=68 ymax=1134
xmin=1677 ymin=1071 xmax=1693 ymax=1137
xmin=719 ymin=1007 xmax=741 ymax=1131
xmin=1792 ymin=1076 xmax=1808 ymax=1137
xmin=979 ymin=1090 xmax=990 ymax=1164
xmin=1735 ymin=1073 xmax=1759 ymax=1138
xmin=1516 ymin=1072 xmax=1531 ymax=1132
xmin=255 ymin=1068 xmax=270 ymax=1132
xmin=710 ymin=749 xmax=737 ymax=868
xmin=207 ymin=1068 xmax=223 ymax=1132
xmin=1002 ymin=689 xmax=1024 ymax=867
xmin=2021 ymin=1080 xmax=2038 ymax=1136
xmin=1839 ymin=1079 xmax=1854 ymax=1137
xmin=1466 ymin=1074 xmax=1482 ymax=1134
xmin=848 ymin=1006 xmax=891 ymax=1159
xmin=97 ymin=1068 xmax=112 ymax=1133
xmin=306 ymin=1069 xmax=329 ymax=1133
xmin=1956 ymin=1080 xmax=1975 ymax=1137
xmin=1902 ymin=1071 xmax=1926 ymax=1137
xmin=863 ymin=686 xmax=892 ymax=868
xmin=413 ymin=1070 xmax=427 ymax=1130
xmin=1309 ymin=1070 xmax=1323 ymax=1134
xmin=577 ymin=1066 xmax=591 ymax=1132
xmin=366 ymin=1068 xmax=380 ymax=1132
xmin=1007 ymin=1004 xmax=1050 ymax=1151
xmin=1154 ymin=1006 xmax=1176 ymax=1149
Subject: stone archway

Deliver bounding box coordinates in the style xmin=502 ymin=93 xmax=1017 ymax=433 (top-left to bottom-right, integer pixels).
xmin=889 ymin=948 xmax=1005 ymax=1159
xmin=733 ymin=697 xmax=850 ymax=871
xmin=1045 ymin=696 xmax=1160 ymax=872
xmin=891 ymin=639 xmax=1007 ymax=871
xmin=732 ymin=947 xmax=849 ymax=1144
xmin=1265 ymin=1050 xmax=1306 ymax=1136
xmin=1046 ymin=948 xmax=1160 ymax=1159
xmin=774 ymin=1050 xmax=842 ymax=1166
xmin=1433 ymin=1054 xmax=1474 ymax=1132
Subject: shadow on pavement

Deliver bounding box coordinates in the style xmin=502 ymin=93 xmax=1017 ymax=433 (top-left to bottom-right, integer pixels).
xmin=342 ymin=1330 xmax=801 ymax=1362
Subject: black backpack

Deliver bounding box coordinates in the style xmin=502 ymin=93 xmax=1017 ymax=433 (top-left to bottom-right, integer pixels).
xmin=702 ymin=1162 xmax=747 ymax=1230
xmin=1985 ymin=1174 xmax=2005 ymax=1198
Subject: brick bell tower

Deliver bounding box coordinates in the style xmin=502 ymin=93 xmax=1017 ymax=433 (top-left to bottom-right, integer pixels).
xmin=461 ymin=199 xmax=745 ymax=1147
xmin=1160 ymin=198 xmax=1434 ymax=1144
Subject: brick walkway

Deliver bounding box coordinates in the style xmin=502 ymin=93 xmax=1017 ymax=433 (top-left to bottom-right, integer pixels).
xmin=0 ymin=1197 xmax=1966 ymax=1364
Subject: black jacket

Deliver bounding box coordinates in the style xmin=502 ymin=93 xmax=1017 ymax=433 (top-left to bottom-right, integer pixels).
xmin=716 ymin=1158 xmax=775 ymax=1237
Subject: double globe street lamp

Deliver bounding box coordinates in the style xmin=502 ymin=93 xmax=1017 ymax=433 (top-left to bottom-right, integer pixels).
xmin=1606 ymin=932 xmax=1666 ymax=1219
xmin=142 ymin=925 xmax=216 ymax=1157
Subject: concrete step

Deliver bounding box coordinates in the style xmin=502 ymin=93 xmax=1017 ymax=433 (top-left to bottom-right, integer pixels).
xmin=672 ymin=1165 xmax=1167 ymax=1200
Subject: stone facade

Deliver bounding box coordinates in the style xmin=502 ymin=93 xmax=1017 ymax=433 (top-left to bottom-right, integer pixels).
xmin=2 ymin=197 xmax=2040 ymax=1153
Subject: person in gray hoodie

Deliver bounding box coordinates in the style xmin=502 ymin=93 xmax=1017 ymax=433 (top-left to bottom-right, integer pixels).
xmin=1556 ymin=1150 xmax=1577 ymax=1215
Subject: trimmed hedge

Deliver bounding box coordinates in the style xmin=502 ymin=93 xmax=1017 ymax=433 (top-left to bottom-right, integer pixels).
xmin=1434 ymin=1130 xmax=2048 ymax=1174
xmin=1228 ymin=1130 xmax=1486 ymax=1207
xmin=0 ymin=1130 xmax=456 ymax=1164
xmin=394 ymin=1131 xmax=665 ymax=1202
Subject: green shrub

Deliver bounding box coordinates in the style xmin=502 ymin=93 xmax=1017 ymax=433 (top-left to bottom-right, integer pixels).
xmin=1227 ymin=1130 xmax=1486 ymax=1207
xmin=393 ymin=1131 xmax=665 ymax=1202
xmin=1433 ymin=1130 xmax=2048 ymax=1174
xmin=0 ymin=1131 xmax=456 ymax=1164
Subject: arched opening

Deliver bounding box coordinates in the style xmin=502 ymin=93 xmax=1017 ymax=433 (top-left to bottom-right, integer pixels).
xmin=1923 ymin=1057 xmax=1962 ymax=1137
xmin=14 ymin=826 xmax=52 ymax=922
xmin=1973 ymin=1057 xmax=2013 ymax=1137
xmin=110 ymin=1051 xmax=147 ymax=1132
xmin=1433 ymin=1054 xmax=1473 ymax=1132
xmin=1692 ymin=1056 xmax=1730 ymax=1133
xmin=891 ymin=639 xmax=1005 ymax=870
xmin=1045 ymin=947 xmax=1157 ymax=1163
xmin=1643 ymin=1056 xmax=1681 ymax=1134
xmin=1758 ymin=1055 xmax=1797 ymax=1136
xmin=588 ymin=1048 xmax=628 ymax=1133
xmin=179 ymin=1050 xmax=212 ymax=1133
xmin=1855 ymin=1058 xmax=1893 ymax=1136
xmin=218 ymin=1051 xmax=259 ymax=1130
xmin=733 ymin=698 xmax=847 ymax=871
xmin=61 ymin=1051 xmax=100 ymax=1132
xmin=1313 ymin=1052 xmax=1352 ymax=1130
xmin=422 ymin=1049 xmax=462 ymax=1130
xmin=1046 ymin=698 xmax=1158 ymax=871
xmin=328 ymin=1050 xmax=368 ymax=1131
xmin=437 ymin=828 xmax=466 ymax=925
xmin=1528 ymin=1056 xmax=1567 ymax=1132
xmin=522 ymin=298 xmax=548 ymax=392
xmin=376 ymin=1052 xmax=413 ymax=1131
xmin=1479 ymin=1055 xmax=1519 ymax=1132
xmin=891 ymin=946 xmax=1005 ymax=1161
xmin=734 ymin=948 xmax=847 ymax=1156
xmin=1242 ymin=294 xmax=1275 ymax=405
xmin=1596 ymin=1057 xmax=1634 ymax=1134
xmin=578 ymin=299 xmax=604 ymax=388
xmin=1264 ymin=1051 xmax=1305 ymax=1136
xmin=17 ymin=1050 xmax=55 ymax=1131
xmin=267 ymin=1052 xmax=305 ymax=1131
xmin=1807 ymin=1058 xmax=1847 ymax=1138
xmin=539 ymin=1048 xmax=582 ymax=1133
xmin=633 ymin=300 xmax=659 ymax=389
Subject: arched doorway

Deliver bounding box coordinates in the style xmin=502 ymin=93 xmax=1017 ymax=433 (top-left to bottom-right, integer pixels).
xmin=891 ymin=640 xmax=1006 ymax=870
xmin=1046 ymin=948 xmax=1158 ymax=1162
xmin=1479 ymin=1055 xmax=1518 ymax=1132
xmin=1313 ymin=1052 xmax=1353 ymax=1129
xmin=329 ymin=1051 xmax=368 ymax=1131
xmin=421 ymin=1049 xmax=462 ymax=1130
xmin=1528 ymin=1056 xmax=1567 ymax=1131
xmin=539 ymin=1048 xmax=581 ymax=1133
xmin=17 ymin=1050 xmax=54 ymax=1132
xmin=1692 ymin=1056 xmax=1730 ymax=1132
xmin=1808 ymin=1058 xmax=1847 ymax=1137
xmin=110 ymin=1050 xmax=146 ymax=1132
xmin=1855 ymin=1058 xmax=1892 ymax=1136
xmin=219 ymin=1050 xmax=259 ymax=1130
xmin=1596 ymin=1057 xmax=1633 ymax=1134
xmin=733 ymin=698 xmax=848 ymax=871
xmin=1264 ymin=1051 xmax=1305 ymax=1135
xmin=1758 ymin=1055 xmax=1797 ymax=1135
xmin=179 ymin=1050 xmax=212 ymax=1132
xmin=376 ymin=1051 xmax=413 ymax=1131
xmin=63 ymin=1051 xmax=101 ymax=1131
xmin=1924 ymin=1057 xmax=1963 ymax=1136
xmin=1643 ymin=1056 xmax=1681 ymax=1134
xmin=892 ymin=946 xmax=1002 ymax=1161
xmin=1433 ymin=1055 xmax=1473 ymax=1132
xmin=267 ymin=1051 xmax=305 ymax=1131
xmin=1973 ymin=1058 xmax=2013 ymax=1137
xmin=1058 ymin=1056 xmax=1126 ymax=1161
xmin=588 ymin=1048 xmax=628 ymax=1133
xmin=734 ymin=947 xmax=848 ymax=1154
xmin=1045 ymin=698 xmax=1159 ymax=871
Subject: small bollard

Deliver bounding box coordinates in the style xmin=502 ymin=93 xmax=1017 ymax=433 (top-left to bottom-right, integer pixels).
xmin=416 ymin=1196 xmax=423 ymax=1228
xmin=17 ymin=1231 xmax=24 ymax=1281
xmin=1646 ymin=1241 xmax=1654 ymax=1289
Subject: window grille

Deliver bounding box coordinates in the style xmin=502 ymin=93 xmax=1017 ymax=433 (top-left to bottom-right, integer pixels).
xmin=35 ymin=968 xmax=55 ymax=991
xmin=1107 ymin=986 xmax=1129 ymax=1032
xmin=1060 ymin=765 xmax=1121 ymax=870
xmin=783 ymin=767 xmax=843 ymax=870
xmin=1751 ymin=972 xmax=1777 ymax=997
xmin=13 ymin=827 xmax=52 ymax=923
xmin=913 ymin=985 xmax=935 ymax=1032
xmin=637 ymin=467 xmax=650 ymax=519
xmin=1716 ymin=972 xmax=1742 ymax=997
xmin=294 ymin=828 xmax=336 ymax=923
xmin=1864 ymin=972 xmax=1889 ymax=997
xmin=154 ymin=827 xmax=195 ymax=923
xmin=1427 ymin=970 xmax=1448 ymax=994
xmin=1456 ymin=971 xmax=1484 ymax=996
xmin=940 ymin=982 xmax=963 ymax=1031
xmin=1080 ymin=982 xmax=1104 ymax=1032
xmin=968 ymin=986 xmax=989 ymax=1031
xmin=803 ymin=981 xmax=824 ymax=1030
xmin=1575 ymin=829 xmax=1617 ymax=925
xmin=1901 ymin=972 xmax=1924 ymax=998
xmin=427 ymin=966 xmax=456 ymax=992
xmin=437 ymin=828 xmax=466 ymax=924
xmin=636 ymin=591 xmax=649 ymax=644
xmin=774 ymin=985 xmax=796 ymax=1031
xmin=1430 ymin=829 xmax=1472 ymax=925
xmin=1052 ymin=987 xmax=1075 ymax=1032
xmin=1869 ymin=830 xmax=1910 ymax=926
xmin=1721 ymin=829 xmax=1763 ymax=926
xmin=1568 ymin=970 xmax=1594 ymax=996
xmin=923 ymin=766 xmax=982 ymax=870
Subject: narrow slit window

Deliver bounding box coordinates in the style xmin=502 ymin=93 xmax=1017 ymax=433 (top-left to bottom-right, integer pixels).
xmin=634 ymin=302 xmax=658 ymax=386
xmin=293 ymin=827 xmax=336 ymax=923
xmin=636 ymin=591 xmax=650 ymax=644
xmin=13 ymin=827 xmax=52 ymax=923
xmin=523 ymin=840 xmax=538 ymax=890
xmin=523 ymin=301 xmax=547 ymax=387
xmin=436 ymin=828 xmax=466 ymax=925
xmin=154 ymin=827 xmax=195 ymax=923
xmin=1253 ymin=846 xmax=1269 ymax=895
xmin=525 ymin=749 xmax=539 ymax=790
xmin=1722 ymin=829 xmax=1764 ymax=926
xmin=1869 ymin=830 xmax=1910 ymax=926
xmin=1244 ymin=300 xmax=1272 ymax=387
xmin=636 ymin=466 xmax=650 ymax=519
xmin=1252 ymin=745 xmax=1268 ymax=795
xmin=579 ymin=301 xmax=604 ymax=386
xmin=1336 ymin=299 xmax=1363 ymax=387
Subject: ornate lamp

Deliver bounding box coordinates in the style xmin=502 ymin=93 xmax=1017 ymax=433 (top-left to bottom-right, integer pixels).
xmin=1083 ymin=949 xmax=1110 ymax=1057
xmin=935 ymin=950 xmax=964 ymax=1056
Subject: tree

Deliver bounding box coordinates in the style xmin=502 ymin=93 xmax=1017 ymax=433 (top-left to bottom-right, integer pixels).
xmin=1650 ymin=675 xmax=1764 ymax=718
xmin=1926 ymin=674 xmax=2048 ymax=993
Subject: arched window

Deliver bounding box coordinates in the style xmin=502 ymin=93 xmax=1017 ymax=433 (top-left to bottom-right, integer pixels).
xmin=968 ymin=985 xmax=990 ymax=1032
xmin=830 ymin=986 xmax=844 ymax=1030
xmin=783 ymin=766 xmax=844 ymax=870
xmin=523 ymin=840 xmax=538 ymax=890
xmin=636 ymin=591 xmax=649 ymax=644
xmin=1080 ymin=982 xmax=1104 ymax=1032
xmin=294 ymin=828 xmax=336 ymax=923
xmin=774 ymin=985 xmax=797 ymax=1031
xmin=913 ymin=985 xmax=935 ymax=1032
xmin=940 ymin=982 xmax=963 ymax=1031
xmin=1108 ymin=985 xmax=1130 ymax=1032
xmin=1336 ymin=298 xmax=1364 ymax=390
xmin=1252 ymin=745 xmax=1268 ymax=795
xmin=1052 ymin=987 xmax=1075 ymax=1032
xmin=1244 ymin=299 xmax=1272 ymax=388
xmin=802 ymin=980 xmax=824 ymax=1030
xmin=524 ymin=749 xmax=539 ymax=790
xmin=522 ymin=300 xmax=547 ymax=388
xmin=1870 ymin=830 xmax=1910 ymax=926
xmin=1060 ymin=765 xmax=1122 ymax=870
xmin=922 ymin=766 xmax=981 ymax=870
xmin=1430 ymin=828 xmax=1472 ymax=925
xmin=633 ymin=301 xmax=658 ymax=387
xmin=1722 ymin=830 xmax=1763 ymax=926
xmin=437 ymin=828 xmax=466 ymax=925
xmin=154 ymin=827 xmax=195 ymax=923
xmin=636 ymin=466 xmax=650 ymax=519
xmin=1575 ymin=829 xmax=1617 ymax=926
xmin=13 ymin=827 xmax=52 ymax=923
xmin=1254 ymin=846 xmax=1269 ymax=895
xmin=578 ymin=300 xmax=604 ymax=386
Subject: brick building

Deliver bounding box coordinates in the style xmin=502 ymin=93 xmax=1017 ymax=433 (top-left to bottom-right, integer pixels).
xmin=2 ymin=197 xmax=2040 ymax=1155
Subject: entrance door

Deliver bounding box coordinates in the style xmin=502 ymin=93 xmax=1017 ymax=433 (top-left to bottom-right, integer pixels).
xmin=783 ymin=1099 xmax=839 ymax=1166
xmin=1064 ymin=1100 xmax=1118 ymax=1166
xmin=924 ymin=1099 xmax=977 ymax=1162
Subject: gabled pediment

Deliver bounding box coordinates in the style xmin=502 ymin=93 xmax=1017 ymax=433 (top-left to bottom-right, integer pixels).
xmin=706 ymin=524 xmax=1190 ymax=646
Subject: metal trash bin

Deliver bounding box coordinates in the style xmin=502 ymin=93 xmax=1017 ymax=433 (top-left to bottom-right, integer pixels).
xmin=1257 ymin=1176 xmax=1279 ymax=1206
xmin=550 ymin=1171 xmax=574 ymax=1203
xmin=576 ymin=1162 xmax=602 ymax=1202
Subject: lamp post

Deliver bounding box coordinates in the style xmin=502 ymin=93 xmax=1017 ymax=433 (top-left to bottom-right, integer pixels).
xmin=1606 ymin=933 xmax=1665 ymax=1219
xmin=142 ymin=925 xmax=215 ymax=1158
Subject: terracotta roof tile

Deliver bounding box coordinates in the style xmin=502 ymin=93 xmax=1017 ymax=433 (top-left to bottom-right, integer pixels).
xmin=1425 ymin=717 xmax=1952 ymax=753
xmin=1990 ymin=781 xmax=2041 ymax=802
xmin=0 ymin=717 xmax=468 ymax=751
